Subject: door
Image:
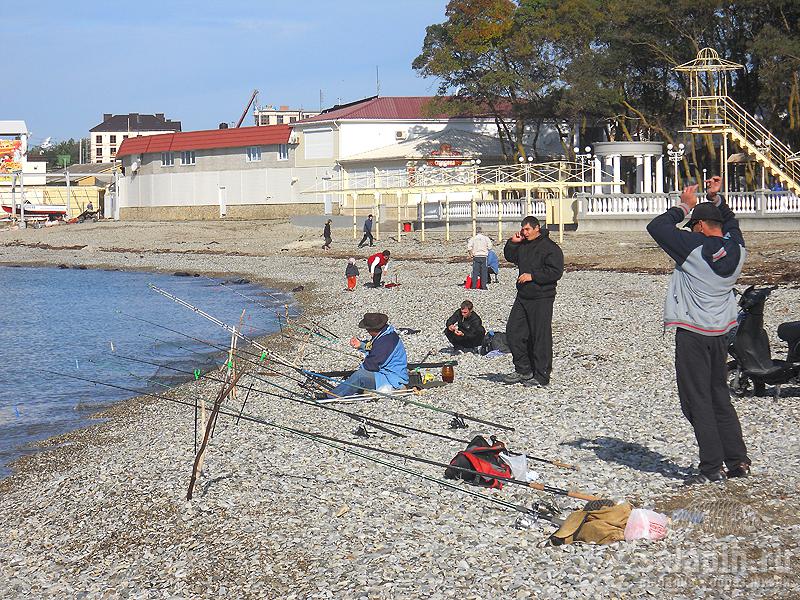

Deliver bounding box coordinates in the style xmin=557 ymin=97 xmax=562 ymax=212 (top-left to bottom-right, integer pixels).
xmin=218 ymin=186 xmax=227 ymax=218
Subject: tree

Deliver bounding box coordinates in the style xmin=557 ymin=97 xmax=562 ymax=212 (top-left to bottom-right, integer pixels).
xmin=27 ymin=138 xmax=86 ymax=169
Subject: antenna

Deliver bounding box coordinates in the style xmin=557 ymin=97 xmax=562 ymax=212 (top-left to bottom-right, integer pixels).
xmin=376 ymin=66 xmax=380 ymax=96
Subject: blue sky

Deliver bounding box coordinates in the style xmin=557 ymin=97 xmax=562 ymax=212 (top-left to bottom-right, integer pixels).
xmin=3 ymin=1 xmax=449 ymax=144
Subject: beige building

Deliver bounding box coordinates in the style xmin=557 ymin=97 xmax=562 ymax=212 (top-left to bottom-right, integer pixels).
xmin=89 ymin=113 xmax=181 ymax=163
xmin=254 ymin=104 xmax=319 ymax=126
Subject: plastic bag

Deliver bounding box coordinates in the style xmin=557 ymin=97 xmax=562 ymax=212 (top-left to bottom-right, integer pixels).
xmin=624 ymin=508 xmax=669 ymax=541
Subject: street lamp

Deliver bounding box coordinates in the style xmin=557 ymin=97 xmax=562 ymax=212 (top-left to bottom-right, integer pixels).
xmin=574 ymin=146 xmax=592 ymax=192
xmin=666 ymin=143 xmax=685 ymax=192
xmin=755 ymin=139 xmax=771 ymax=189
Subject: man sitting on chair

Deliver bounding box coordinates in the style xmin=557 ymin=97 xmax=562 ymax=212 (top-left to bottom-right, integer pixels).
xmin=327 ymin=313 xmax=408 ymax=397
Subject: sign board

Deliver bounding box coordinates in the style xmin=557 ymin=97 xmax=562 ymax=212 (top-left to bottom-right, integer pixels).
xmin=426 ymin=143 xmax=464 ymax=168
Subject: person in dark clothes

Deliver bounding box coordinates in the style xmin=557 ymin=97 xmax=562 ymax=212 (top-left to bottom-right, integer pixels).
xmin=358 ymin=214 xmax=375 ymax=248
xmin=444 ymin=300 xmax=486 ymax=351
xmin=322 ymin=219 xmax=332 ymax=250
xmin=502 ymin=216 xmax=564 ymax=387
xmin=367 ymin=249 xmax=390 ymax=287
xmin=647 ymin=175 xmax=751 ymax=485
xmin=345 ymin=257 xmax=359 ymax=291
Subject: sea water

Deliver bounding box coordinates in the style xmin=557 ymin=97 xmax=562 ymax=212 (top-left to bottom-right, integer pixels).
xmin=0 ymin=266 xmax=296 ymax=477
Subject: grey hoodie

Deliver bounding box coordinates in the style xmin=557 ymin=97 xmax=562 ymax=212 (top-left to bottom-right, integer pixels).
xmin=646 ymin=195 xmax=746 ymax=336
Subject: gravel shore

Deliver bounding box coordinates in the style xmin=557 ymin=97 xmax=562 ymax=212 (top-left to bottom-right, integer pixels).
xmin=0 ymin=220 xmax=798 ymax=599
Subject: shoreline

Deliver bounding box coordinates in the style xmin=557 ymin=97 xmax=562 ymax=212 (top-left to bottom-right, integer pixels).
xmin=1 ymin=221 xmax=799 ymax=598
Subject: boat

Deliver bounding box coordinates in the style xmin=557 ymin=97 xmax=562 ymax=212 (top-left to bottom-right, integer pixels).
xmin=1 ymin=202 xmax=68 ymax=219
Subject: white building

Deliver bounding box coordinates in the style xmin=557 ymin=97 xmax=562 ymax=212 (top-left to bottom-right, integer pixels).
xmin=254 ymin=104 xmax=319 ymax=126
xmin=90 ymin=113 xmax=181 ymax=164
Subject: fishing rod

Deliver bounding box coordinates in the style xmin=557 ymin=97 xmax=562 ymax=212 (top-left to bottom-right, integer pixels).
xmin=317 ymin=361 xmax=458 ymax=379
xmin=148 ymin=286 xmax=517 ymax=432
xmin=118 ymin=310 xmax=572 ymax=469
xmin=35 ymin=367 xmax=565 ymax=524
xmin=304 ymin=370 xmax=515 ymax=432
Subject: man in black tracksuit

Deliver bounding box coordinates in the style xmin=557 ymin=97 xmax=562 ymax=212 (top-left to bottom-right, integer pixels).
xmin=503 ymin=216 xmax=564 ymax=387
xmin=647 ymin=176 xmax=751 ymax=485
xmin=444 ymin=300 xmax=486 ymax=350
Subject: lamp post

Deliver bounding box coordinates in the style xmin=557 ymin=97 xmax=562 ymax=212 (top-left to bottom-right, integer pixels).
xmin=574 ymin=146 xmax=592 ymax=193
xmin=666 ymin=143 xmax=685 ymax=192
xmin=755 ymin=139 xmax=771 ymax=189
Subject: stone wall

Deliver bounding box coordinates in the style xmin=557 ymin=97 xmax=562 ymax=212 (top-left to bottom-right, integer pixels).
xmin=120 ymin=203 xmax=325 ymax=221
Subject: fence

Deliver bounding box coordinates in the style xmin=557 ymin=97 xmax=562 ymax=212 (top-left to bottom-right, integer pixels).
xmin=0 ymin=187 xmax=103 ymax=219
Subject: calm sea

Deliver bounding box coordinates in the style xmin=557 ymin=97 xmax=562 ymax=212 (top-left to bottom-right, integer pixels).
xmin=0 ymin=266 xmax=295 ymax=477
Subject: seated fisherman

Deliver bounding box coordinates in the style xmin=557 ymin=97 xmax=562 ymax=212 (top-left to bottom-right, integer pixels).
xmin=487 ymin=249 xmax=500 ymax=283
xmin=444 ymin=300 xmax=486 ymax=350
xmin=328 ymin=312 xmax=408 ymax=397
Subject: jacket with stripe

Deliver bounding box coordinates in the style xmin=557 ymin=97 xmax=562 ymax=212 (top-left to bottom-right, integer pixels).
xmin=358 ymin=324 xmax=408 ymax=390
xmin=646 ymin=195 xmax=746 ymax=336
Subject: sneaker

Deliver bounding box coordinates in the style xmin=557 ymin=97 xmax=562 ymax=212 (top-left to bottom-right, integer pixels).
xmin=726 ymin=463 xmax=751 ymax=478
xmin=502 ymin=371 xmax=534 ymax=384
xmin=524 ymin=377 xmax=548 ymax=388
xmin=683 ymin=470 xmax=727 ymax=486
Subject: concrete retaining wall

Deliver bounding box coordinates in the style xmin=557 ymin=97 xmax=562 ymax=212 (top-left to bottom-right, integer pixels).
xmin=120 ymin=203 xmax=324 ymax=221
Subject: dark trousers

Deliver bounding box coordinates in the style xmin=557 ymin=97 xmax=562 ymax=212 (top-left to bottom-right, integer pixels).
xmin=359 ymin=231 xmax=374 ymax=247
xmin=323 ymin=236 xmax=332 ymax=249
xmin=506 ymin=296 xmax=554 ymax=384
xmin=372 ymin=266 xmax=383 ymax=287
xmin=470 ymin=257 xmax=488 ymax=289
xmin=444 ymin=329 xmax=484 ymax=349
xmin=675 ymin=328 xmax=749 ymax=475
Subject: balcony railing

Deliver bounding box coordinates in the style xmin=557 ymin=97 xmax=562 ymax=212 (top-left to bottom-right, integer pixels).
xmin=580 ymin=190 xmax=800 ymax=216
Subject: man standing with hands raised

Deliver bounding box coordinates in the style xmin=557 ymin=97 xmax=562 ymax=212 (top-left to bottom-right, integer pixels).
xmin=647 ymin=175 xmax=751 ymax=485
xmin=502 ymin=216 xmax=564 ymax=387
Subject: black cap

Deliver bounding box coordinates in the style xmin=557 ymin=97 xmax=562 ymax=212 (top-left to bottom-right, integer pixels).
xmin=358 ymin=312 xmax=388 ymax=330
xmin=685 ymin=202 xmax=723 ymax=229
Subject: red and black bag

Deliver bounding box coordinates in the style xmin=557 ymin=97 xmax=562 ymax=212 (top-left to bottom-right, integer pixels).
xmin=444 ymin=435 xmax=512 ymax=489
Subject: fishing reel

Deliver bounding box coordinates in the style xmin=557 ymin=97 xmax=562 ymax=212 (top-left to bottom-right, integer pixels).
xmin=353 ymin=420 xmax=374 ymax=439
xmin=448 ymin=415 xmax=468 ymax=430
xmin=514 ymin=498 xmax=563 ymax=530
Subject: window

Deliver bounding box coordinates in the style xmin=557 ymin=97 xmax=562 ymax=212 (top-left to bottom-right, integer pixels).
xmin=181 ymin=150 xmax=196 ymax=165
xmin=123 ymin=134 xmax=128 ymax=139
xmin=278 ymin=144 xmax=288 ymax=160
xmin=96 ymin=148 xmax=103 ymax=157
xmin=246 ymin=146 xmax=262 ymax=162
xmin=277 ymin=115 xmax=285 ymax=124
xmin=260 ymin=115 xmax=270 ymax=125
xmin=289 ymin=116 xmax=297 ymax=123
xmin=95 ymin=135 xmax=102 ymax=144
xmin=161 ymin=152 xmax=174 ymax=166
xmin=110 ymin=135 xmax=117 ymax=144
xmin=110 ymin=147 xmax=116 ymax=156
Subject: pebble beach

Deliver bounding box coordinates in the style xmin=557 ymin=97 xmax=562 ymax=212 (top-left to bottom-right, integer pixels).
xmin=0 ymin=220 xmax=798 ymax=599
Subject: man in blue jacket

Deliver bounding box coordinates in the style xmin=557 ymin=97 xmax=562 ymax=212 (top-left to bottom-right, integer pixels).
xmin=328 ymin=312 xmax=408 ymax=397
xmin=647 ymin=175 xmax=751 ymax=485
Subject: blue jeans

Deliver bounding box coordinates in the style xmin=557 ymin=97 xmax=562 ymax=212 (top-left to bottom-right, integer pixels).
xmin=471 ymin=256 xmax=488 ymax=289
xmin=328 ymin=368 xmax=376 ymax=397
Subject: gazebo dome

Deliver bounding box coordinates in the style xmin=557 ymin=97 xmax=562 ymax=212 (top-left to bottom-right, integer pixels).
xmin=674 ymin=47 xmax=743 ymax=73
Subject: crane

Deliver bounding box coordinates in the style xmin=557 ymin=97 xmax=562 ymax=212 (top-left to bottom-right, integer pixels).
xmin=236 ymin=89 xmax=259 ymax=128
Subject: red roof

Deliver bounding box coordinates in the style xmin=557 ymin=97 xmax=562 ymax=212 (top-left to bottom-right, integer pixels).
xmin=299 ymin=96 xmax=498 ymax=123
xmin=116 ymin=125 xmax=290 ymax=158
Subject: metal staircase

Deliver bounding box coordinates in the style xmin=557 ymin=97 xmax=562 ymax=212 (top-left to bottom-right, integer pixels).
xmin=676 ymin=49 xmax=800 ymax=194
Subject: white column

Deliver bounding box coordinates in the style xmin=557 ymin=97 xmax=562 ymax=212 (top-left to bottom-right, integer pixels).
xmin=593 ymin=156 xmax=603 ymax=195
xmin=612 ymin=155 xmax=622 ymax=193
xmin=635 ymin=156 xmax=644 ymax=193
xmin=643 ymin=155 xmax=653 ymax=193
xmin=655 ymin=156 xmax=664 ymax=193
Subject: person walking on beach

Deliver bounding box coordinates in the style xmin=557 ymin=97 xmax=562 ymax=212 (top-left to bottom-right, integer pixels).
xmin=358 ymin=214 xmax=375 ymax=248
xmin=327 ymin=312 xmax=408 ymax=398
xmin=345 ymin=257 xmax=359 ymax=291
xmin=647 ymin=175 xmax=751 ymax=485
xmin=467 ymin=227 xmax=492 ymax=289
xmin=444 ymin=300 xmax=486 ymax=352
xmin=322 ymin=219 xmax=333 ymax=250
xmin=367 ymin=250 xmax=390 ymax=287
xmin=502 ymin=216 xmax=564 ymax=387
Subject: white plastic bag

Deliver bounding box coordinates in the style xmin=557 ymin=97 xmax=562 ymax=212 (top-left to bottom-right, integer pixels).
xmin=624 ymin=508 xmax=669 ymax=541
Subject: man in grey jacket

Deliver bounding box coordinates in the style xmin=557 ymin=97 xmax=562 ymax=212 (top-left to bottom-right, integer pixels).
xmin=647 ymin=175 xmax=751 ymax=485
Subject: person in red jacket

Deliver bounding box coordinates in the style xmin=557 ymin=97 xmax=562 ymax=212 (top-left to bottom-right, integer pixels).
xmin=367 ymin=250 xmax=390 ymax=287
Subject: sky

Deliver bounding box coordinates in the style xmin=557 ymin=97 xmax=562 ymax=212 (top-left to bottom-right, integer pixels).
xmin=2 ymin=0 xmax=450 ymax=144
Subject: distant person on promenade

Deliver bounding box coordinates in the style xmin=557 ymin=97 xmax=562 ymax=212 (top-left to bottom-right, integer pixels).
xmin=502 ymin=216 xmax=564 ymax=387
xmin=770 ymin=176 xmax=785 ymax=192
xmin=367 ymin=250 xmax=390 ymax=287
xmin=322 ymin=219 xmax=332 ymax=250
xmin=467 ymin=227 xmax=492 ymax=289
xmin=345 ymin=257 xmax=359 ymax=291
xmin=444 ymin=300 xmax=486 ymax=352
xmin=487 ymin=249 xmax=500 ymax=283
xmin=358 ymin=214 xmax=375 ymax=248
xmin=647 ymin=175 xmax=751 ymax=485
xmin=326 ymin=312 xmax=408 ymax=397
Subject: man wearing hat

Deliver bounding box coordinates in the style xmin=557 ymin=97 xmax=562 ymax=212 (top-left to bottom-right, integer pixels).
xmin=647 ymin=175 xmax=751 ymax=485
xmin=327 ymin=312 xmax=408 ymax=397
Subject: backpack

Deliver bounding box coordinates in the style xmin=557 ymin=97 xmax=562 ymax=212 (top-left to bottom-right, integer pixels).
xmin=480 ymin=331 xmax=510 ymax=355
xmin=444 ymin=435 xmax=512 ymax=489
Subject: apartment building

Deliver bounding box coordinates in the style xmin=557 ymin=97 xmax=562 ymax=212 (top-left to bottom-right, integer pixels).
xmin=253 ymin=104 xmax=319 ymax=126
xmin=89 ymin=113 xmax=181 ymax=163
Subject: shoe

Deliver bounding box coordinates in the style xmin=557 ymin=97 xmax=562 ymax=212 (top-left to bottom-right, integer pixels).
xmin=726 ymin=463 xmax=751 ymax=478
xmin=502 ymin=371 xmax=534 ymax=384
xmin=683 ymin=470 xmax=727 ymax=486
xmin=524 ymin=377 xmax=548 ymax=388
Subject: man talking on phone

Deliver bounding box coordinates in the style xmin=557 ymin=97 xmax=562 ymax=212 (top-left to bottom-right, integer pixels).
xmin=502 ymin=216 xmax=564 ymax=387
xmin=647 ymin=175 xmax=751 ymax=485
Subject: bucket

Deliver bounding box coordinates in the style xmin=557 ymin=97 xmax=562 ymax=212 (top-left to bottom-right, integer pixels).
xmin=403 ymin=222 xmax=412 ymax=233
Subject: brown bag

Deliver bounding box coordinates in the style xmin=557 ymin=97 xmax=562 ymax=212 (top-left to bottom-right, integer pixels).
xmin=550 ymin=502 xmax=632 ymax=545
